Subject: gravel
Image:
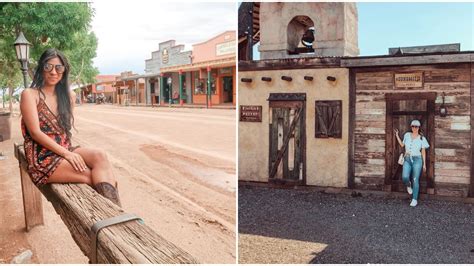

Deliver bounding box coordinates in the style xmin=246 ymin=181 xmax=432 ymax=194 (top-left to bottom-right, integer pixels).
xmin=238 ymin=186 xmax=474 ymax=264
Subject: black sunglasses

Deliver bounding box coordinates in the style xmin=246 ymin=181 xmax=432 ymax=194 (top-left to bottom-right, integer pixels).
xmin=411 ymin=125 xmax=419 ymax=128
xmin=43 ymin=63 xmax=65 ymax=74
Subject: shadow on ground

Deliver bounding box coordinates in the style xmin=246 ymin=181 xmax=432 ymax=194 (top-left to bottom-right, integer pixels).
xmin=238 ymin=186 xmax=474 ymax=264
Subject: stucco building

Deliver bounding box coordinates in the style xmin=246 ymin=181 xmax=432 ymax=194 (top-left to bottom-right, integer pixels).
xmin=238 ymin=2 xmax=474 ymax=198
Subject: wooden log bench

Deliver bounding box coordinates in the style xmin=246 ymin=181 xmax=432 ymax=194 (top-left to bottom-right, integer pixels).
xmin=13 ymin=143 xmax=198 ymax=264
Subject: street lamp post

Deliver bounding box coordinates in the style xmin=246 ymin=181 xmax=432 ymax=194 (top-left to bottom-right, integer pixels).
xmin=167 ymin=77 xmax=172 ymax=107
xmin=13 ymin=31 xmax=31 ymax=89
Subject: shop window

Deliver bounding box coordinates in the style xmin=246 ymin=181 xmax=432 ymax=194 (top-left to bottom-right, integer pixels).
xmin=193 ymin=70 xmax=217 ymax=95
xmin=315 ymin=100 xmax=342 ymax=138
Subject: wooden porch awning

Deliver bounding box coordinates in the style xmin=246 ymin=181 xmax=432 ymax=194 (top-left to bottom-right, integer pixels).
xmin=160 ymin=57 xmax=235 ymax=74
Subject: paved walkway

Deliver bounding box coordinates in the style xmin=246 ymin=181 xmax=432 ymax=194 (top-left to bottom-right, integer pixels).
xmin=239 ymin=186 xmax=474 ymax=264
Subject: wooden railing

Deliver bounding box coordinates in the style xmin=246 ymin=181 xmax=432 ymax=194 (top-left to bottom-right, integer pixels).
xmin=14 ymin=143 xmax=197 ymax=264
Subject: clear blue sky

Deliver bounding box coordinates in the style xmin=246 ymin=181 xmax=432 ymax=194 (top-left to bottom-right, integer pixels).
xmin=253 ymin=2 xmax=474 ymax=58
xmin=358 ymin=2 xmax=473 ymax=55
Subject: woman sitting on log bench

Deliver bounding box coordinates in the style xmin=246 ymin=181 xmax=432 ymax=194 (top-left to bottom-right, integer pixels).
xmin=20 ymin=48 xmax=121 ymax=207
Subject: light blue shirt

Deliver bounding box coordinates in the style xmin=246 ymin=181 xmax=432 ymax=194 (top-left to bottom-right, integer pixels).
xmin=403 ymin=132 xmax=430 ymax=156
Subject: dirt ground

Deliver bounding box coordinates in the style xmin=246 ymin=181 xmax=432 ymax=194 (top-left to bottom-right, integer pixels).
xmin=0 ymin=104 xmax=236 ymax=263
xmin=239 ymin=186 xmax=474 ymax=264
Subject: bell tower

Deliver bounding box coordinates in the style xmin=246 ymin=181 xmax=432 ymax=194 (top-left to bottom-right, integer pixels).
xmin=258 ymin=2 xmax=359 ymax=59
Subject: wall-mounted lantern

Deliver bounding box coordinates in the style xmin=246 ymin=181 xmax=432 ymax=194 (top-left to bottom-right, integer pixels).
xmin=440 ymin=92 xmax=448 ymax=117
xmin=326 ymin=76 xmax=336 ymax=82
xmin=281 ymin=76 xmax=292 ymax=82
xmin=304 ymin=76 xmax=313 ymax=81
xmin=261 ymin=77 xmax=272 ymax=82
xmin=241 ymin=78 xmax=252 ymax=83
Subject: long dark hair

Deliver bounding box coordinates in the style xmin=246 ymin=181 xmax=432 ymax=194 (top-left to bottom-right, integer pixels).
xmin=31 ymin=48 xmax=74 ymax=138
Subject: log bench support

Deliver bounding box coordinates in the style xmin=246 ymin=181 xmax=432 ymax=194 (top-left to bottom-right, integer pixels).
xmin=14 ymin=143 xmax=44 ymax=231
xmin=13 ymin=143 xmax=197 ymax=263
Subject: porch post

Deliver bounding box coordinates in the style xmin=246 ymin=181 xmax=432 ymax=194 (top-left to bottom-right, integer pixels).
xmin=207 ymin=66 xmax=212 ymax=108
xmin=135 ymin=79 xmax=138 ymax=106
xmin=179 ymin=69 xmax=183 ymax=106
xmin=160 ymin=74 xmax=164 ymax=105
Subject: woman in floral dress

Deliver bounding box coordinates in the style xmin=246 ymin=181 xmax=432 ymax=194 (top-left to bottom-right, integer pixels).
xmin=20 ymin=48 xmax=121 ymax=206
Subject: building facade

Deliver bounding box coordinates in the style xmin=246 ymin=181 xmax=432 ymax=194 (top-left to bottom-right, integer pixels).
xmin=79 ymin=74 xmax=118 ymax=104
xmin=160 ymin=31 xmax=236 ymax=106
xmin=238 ymin=2 xmax=474 ymax=198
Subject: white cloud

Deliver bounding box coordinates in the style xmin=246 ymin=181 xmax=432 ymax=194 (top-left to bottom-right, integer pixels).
xmin=91 ymin=1 xmax=236 ymax=75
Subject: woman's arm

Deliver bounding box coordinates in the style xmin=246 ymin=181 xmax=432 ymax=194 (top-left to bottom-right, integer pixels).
xmin=20 ymin=89 xmax=86 ymax=172
xmin=421 ymin=148 xmax=427 ymax=172
xmin=394 ymin=129 xmax=405 ymax=148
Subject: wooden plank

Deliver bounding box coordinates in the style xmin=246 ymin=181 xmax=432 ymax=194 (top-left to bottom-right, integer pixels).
xmin=282 ymin=108 xmax=289 ymax=179
xmin=15 ymin=143 xmax=45 ymax=231
xmin=269 ymin=107 xmax=302 ymax=179
xmin=385 ymin=99 xmax=393 ymax=188
xmin=348 ymin=69 xmax=356 ymax=188
xmin=427 ymin=99 xmax=436 ymax=188
xmin=356 ymin=71 xmax=393 ymax=84
xmin=341 ymin=53 xmax=474 ymax=68
xmin=352 ymin=63 xmax=472 ymax=74
xmin=436 ymin=182 xmax=470 ymax=197
xmin=15 ymin=146 xmax=197 ymax=264
xmin=424 ymin=67 xmax=471 ymax=83
xmin=470 ymin=62 xmax=474 ymax=197
xmin=385 ymin=92 xmax=437 ymax=101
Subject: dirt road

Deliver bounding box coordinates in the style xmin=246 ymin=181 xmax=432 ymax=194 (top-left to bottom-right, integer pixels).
xmin=0 ymin=104 xmax=236 ymax=263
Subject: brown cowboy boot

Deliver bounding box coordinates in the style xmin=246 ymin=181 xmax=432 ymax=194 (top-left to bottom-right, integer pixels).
xmin=94 ymin=182 xmax=122 ymax=207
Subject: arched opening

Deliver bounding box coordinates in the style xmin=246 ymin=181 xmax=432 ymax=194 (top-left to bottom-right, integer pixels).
xmin=287 ymin=16 xmax=315 ymax=54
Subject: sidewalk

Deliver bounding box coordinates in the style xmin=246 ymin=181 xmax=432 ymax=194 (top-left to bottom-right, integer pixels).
xmin=80 ymin=102 xmax=236 ymax=110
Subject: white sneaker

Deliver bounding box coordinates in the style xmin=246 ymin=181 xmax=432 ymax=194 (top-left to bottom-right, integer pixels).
xmin=407 ymin=185 xmax=413 ymax=195
xmin=410 ymin=199 xmax=418 ymax=207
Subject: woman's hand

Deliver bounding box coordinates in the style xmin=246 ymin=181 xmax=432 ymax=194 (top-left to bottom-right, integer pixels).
xmin=423 ymin=164 xmax=427 ymax=172
xmin=63 ymin=151 xmax=87 ymax=172
xmin=394 ymin=128 xmax=399 ymax=136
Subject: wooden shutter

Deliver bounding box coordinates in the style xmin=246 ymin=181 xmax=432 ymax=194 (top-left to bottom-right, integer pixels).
xmin=315 ymin=100 xmax=342 ymax=138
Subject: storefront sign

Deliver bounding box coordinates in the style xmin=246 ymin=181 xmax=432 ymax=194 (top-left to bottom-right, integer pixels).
xmin=162 ymin=48 xmax=169 ymax=64
xmin=218 ymin=67 xmax=233 ymax=75
xmin=216 ymin=40 xmax=236 ymax=56
xmin=240 ymin=105 xmax=262 ymax=122
xmin=394 ymin=72 xmax=423 ymax=88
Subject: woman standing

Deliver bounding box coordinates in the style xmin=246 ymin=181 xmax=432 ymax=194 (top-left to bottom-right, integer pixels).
xmin=394 ymin=120 xmax=430 ymax=207
xmin=20 ymin=48 xmax=121 ymax=206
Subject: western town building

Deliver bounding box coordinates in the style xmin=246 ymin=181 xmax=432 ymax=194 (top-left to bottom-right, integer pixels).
xmin=238 ymin=2 xmax=474 ymax=197
xmin=143 ymin=31 xmax=236 ymax=107
xmin=78 ymin=31 xmax=235 ymax=107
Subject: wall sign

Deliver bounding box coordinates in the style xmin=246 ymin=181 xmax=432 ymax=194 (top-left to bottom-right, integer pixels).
xmin=162 ymin=48 xmax=169 ymax=64
xmin=218 ymin=67 xmax=233 ymax=75
xmin=394 ymin=72 xmax=423 ymax=88
xmin=240 ymin=105 xmax=262 ymax=122
xmin=216 ymin=40 xmax=236 ymax=56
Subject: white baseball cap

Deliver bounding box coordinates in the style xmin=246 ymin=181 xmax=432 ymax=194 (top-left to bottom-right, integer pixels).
xmin=411 ymin=120 xmax=421 ymax=127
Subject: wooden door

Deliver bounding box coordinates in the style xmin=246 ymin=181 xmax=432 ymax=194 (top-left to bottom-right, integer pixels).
xmin=385 ymin=93 xmax=436 ymax=193
xmin=268 ymin=94 xmax=306 ymax=184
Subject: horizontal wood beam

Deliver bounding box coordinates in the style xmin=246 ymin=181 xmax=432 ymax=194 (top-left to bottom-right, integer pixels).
xmin=385 ymin=92 xmax=437 ymax=101
xmin=239 ymin=57 xmax=341 ymax=71
xmin=15 ymin=145 xmax=197 ymax=264
xmin=341 ymin=53 xmax=474 ymax=67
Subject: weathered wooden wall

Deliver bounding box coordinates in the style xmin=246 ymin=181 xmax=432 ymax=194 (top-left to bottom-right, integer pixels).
xmin=353 ymin=63 xmax=472 ymax=196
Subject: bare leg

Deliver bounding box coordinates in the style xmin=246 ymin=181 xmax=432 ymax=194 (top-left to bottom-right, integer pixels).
xmin=47 ymin=147 xmax=120 ymax=206
xmin=48 ymin=158 xmax=92 ymax=185
xmin=72 ymin=147 xmax=117 ymax=186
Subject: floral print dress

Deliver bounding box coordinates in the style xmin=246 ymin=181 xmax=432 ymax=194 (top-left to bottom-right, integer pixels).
xmin=21 ymin=97 xmax=73 ymax=187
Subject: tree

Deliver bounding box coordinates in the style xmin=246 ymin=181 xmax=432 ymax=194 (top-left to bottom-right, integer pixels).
xmin=0 ymin=2 xmax=98 ymax=111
